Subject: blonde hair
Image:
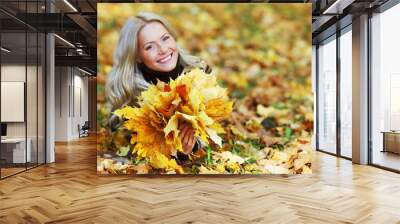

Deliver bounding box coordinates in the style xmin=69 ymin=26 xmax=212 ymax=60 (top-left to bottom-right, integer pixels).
xmin=106 ymin=12 xmax=205 ymax=110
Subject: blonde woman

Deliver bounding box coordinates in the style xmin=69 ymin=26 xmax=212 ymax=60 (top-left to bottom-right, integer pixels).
xmin=106 ymin=12 xmax=211 ymax=157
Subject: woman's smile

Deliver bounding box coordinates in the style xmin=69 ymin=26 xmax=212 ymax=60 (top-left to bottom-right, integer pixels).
xmin=157 ymin=52 xmax=173 ymax=64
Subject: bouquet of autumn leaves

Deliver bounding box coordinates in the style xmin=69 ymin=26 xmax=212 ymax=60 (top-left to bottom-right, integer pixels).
xmin=113 ymin=68 xmax=233 ymax=173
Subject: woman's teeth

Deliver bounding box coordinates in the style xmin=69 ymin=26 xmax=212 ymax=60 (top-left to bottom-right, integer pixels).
xmin=158 ymin=53 xmax=172 ymax=63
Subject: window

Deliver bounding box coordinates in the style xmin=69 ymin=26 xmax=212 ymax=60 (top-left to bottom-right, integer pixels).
xmin=339 ymin=27 xmax=352 ymax=158
xmin=317 ymin=35 xmax=337 ymax=154
xmin=370 ymin=3 xmax=400 ymax=171
xmin=0 ymin=1 xmax=46 ymax=179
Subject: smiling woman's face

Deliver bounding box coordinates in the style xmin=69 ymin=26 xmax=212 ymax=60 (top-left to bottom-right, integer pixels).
xmin=137 ymin=21 xmax=179 ymax=72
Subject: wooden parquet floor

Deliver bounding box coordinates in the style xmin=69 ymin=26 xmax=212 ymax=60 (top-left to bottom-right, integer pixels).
xmin=1 ymin=136 xmax=400 ymax=224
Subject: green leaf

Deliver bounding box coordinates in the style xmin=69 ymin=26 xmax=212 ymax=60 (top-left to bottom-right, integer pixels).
xmin=284 ymin=127 xmax=293 ymax=143
xmin=231 ymin=142 xmax=243 ymax=155
xmin=116 ymin=145 xmax=130 ymax=157
xmin=206 ymin=146 xmax=213 ymax=165
xmin=191 ymin=165 xmax=200 ymax=174
xmin=245 ymin=157 xmax=257 ymax=164
xmin=230 ymin=89 xmax=246 ymax=99
xmin=245 ymin=139 xmax=264 ymax=150
xmin=295 ymin=115 xmax=305 ymax=122
xmin=271 ymin=102 xmax=287 ymax=110
xmin=247 ymin=80 xmax=257 ymax=90
xmin=271 ymin=143 xmax=285 ymax=151
xmin=134 ymin=157 xmax=147 ymax=165
xmin=217 ymin=79 xmax=228 ymax=87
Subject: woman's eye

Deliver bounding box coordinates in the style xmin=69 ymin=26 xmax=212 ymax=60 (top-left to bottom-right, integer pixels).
xmin=145 ymin=45 xmax=152 ymax=51
xmin=162 ymin=36 xmax=170 ymax=41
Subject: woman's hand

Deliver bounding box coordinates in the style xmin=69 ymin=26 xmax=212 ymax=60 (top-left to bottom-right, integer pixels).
xmin=179 ymin=122 xmax=196 ymax=155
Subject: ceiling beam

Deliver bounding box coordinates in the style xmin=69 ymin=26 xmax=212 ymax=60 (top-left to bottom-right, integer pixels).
xmin=66 ymin=13 xmax=97 ymax=47
xmin=55 ymin=55 xmax=96 ymax=70
xmin=322 ymin=0 xmax=356 ymax=14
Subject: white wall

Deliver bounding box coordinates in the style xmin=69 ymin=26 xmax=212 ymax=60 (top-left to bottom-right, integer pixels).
xmin=1 ymin=65 xmax=42 ymax=138
xmin=54 ymin=67 xmax=89 ymax=141
xmin=72 ymin=72 xmax=89 ymax=138
xmin=55 ymin=67 xmax=68 ymax=141
xmin=1 ymin=65 xmax=26 ymax=138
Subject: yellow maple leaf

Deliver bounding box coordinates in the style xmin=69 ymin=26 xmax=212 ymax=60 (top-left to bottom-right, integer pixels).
xmin=148 ymin=150 xmax=184 ymax=174
xmin=114 ymin=68 xmax=233 ymax=173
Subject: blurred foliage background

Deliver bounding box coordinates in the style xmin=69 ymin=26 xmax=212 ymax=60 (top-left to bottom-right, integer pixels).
xmin=97 ymin=3 xmax=312 ymax=130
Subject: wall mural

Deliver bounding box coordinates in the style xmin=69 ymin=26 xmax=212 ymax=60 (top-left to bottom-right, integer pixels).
xmin=97 ymin=3 xmax=313 ymax=175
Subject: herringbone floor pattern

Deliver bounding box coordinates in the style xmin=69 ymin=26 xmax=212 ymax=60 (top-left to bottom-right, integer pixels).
xmin=1 ymin=136 xmax=400 ymax=224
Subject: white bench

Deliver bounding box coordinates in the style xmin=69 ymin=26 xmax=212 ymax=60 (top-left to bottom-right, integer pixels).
xmin=1 ymin=138 xmax=32 ymax=163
